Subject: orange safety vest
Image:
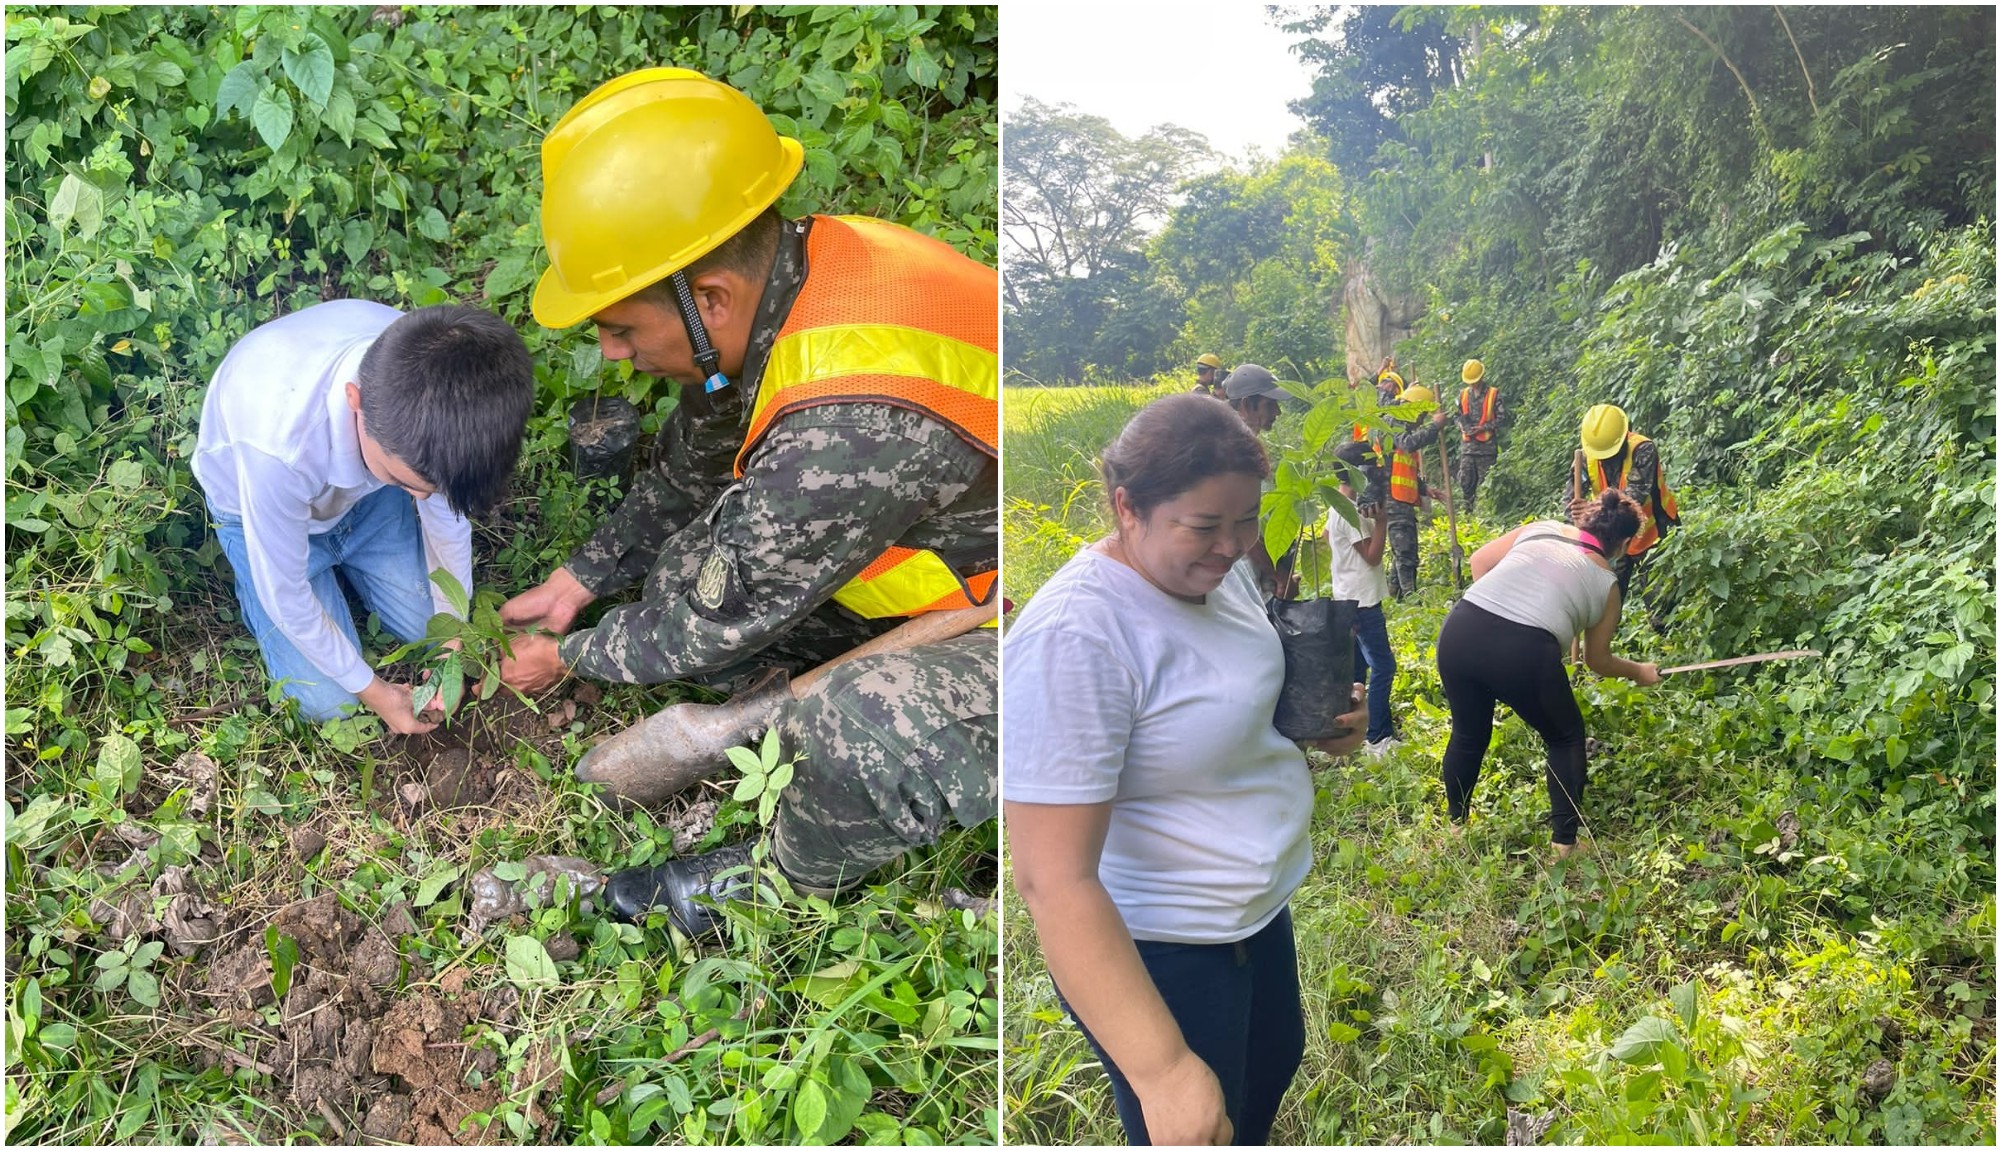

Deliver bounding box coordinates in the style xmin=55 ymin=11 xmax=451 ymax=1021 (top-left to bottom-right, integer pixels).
xmin=1460 ymin=386 xmax=1498 ymax=442
xmin=1587 ymin=431 xmax=1680 ymax=556
xmin=1387 ymin=435 xmax=1421 ymax=504
xmin=735 ymin=215 xmax=998 ymax=619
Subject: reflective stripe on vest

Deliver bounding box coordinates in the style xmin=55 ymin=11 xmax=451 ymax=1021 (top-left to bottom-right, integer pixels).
xmin=834 ymin=546 xmax=999 ymax=620
xmin=1588 ymin=432 xmax=1679 ymax=556
xmin=734 ymin=216 xmax=999 ymax=619
xmin=1460 ymin=386 xmax=1497 ymax=442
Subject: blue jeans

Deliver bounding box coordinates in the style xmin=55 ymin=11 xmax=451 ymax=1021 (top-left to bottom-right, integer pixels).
xmin=1353 ymin=602 xmax=1397 ymax=742
xmin=211 ymin=487 xmax=437 ymax=721
xmin=1060 ymin=908 xmax=1306 ymax=1145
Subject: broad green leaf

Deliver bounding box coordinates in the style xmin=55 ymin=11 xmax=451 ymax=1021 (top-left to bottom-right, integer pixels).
xmin=724 ymin=745 xmax=763 ymax=776
xmin=904 ymin=39 xmax=942 ymax=88
xmin=37 ymin=1023 xmax=77 ymax=1050
xmin=6 ymin=794 xmax=71 ymax=846
xmin=767 ymin=762 xmax=794 ymax=793
xmin=483 ymin=253 xmax=533 ymax=300
xmin=504 ymin=934 xmax=560 ymax=987
xmin=438 ymin=654 xmax=464 ymax=717
xmin=125 ymin=968 xmax=160 ymax=1008
xmin=281 ymin=33 xmax=333 ymax=108
xmin=1607 ymin=1015 xmax=1680 ymax=1064
xmin=107 ymin=459 xmax=145 ymax=491
xmin=409 ymin=681 xmax=437 ymax=716
xmin=324 ymin=82 xmax=356 ymax=145
xmin=759 ymin=725 xmax=782 ymax=770
xmin=214 ymin=60 xmax=258 ymax=117
xmin=341 ymin=217 xmax=375 ymax=266
xmin=251 ymin=84 xmax=294 ymax=151
xmin=48 ymin=174 xmax=104 ymax=238
xmin=413 ymin=863 xmax=462 ymax=907
xmin=94 ymin=733 xmax=141 ymax=800
xmin=1670 ymin=982 xmax=1698 ymax=1031
xmin=265 ymin=926 xmax=299 ymax=998
xmin=415 ymin=206 xmax=450 ymax=243
xmin=733 ymin=773 xmax=765 ymax=803
xmin=793 ymin=1077 xmax=828 ymax=1140
xmin=428 ymin=568 xmax=469 ymax=618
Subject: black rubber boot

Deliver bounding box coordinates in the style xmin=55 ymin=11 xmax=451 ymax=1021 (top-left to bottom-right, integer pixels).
xmin=605 ymin=842 xmax=759 ymax=934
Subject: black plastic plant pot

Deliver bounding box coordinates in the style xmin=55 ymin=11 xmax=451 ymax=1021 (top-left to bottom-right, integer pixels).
xmin=567 ymin=396 xmax=641 ymax=481
xmin=1267 ymin=596 xmax=1359 ymax=741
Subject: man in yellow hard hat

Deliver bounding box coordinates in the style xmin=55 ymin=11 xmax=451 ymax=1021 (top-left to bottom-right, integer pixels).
xmin=1378 ymin=381 xmax=1450 ymax=598
xmin=1570 ymin=404 xmax=1678 ymax=597
xmin=1192 ymin=353 xmax=1225 ymax=398
xmin=1453 ymin=358 xmax=1504 ymax=514
xmin=496 ymin=69 xmax=997 ymax=933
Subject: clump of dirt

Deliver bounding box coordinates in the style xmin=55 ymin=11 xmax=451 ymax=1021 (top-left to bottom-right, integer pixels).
xmin=197 ymin=893 xmax=542 ymax=1144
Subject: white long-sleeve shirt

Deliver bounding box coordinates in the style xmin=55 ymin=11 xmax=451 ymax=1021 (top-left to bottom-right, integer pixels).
xmin=191 ymin=300 xmax=472 ymax=693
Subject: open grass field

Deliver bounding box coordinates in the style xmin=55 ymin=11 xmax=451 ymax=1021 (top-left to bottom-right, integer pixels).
xmin=998 ymin=385 xmax=1995 ymax=1145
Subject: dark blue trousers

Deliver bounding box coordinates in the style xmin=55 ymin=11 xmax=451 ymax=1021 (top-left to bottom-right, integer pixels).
xmin=1061 ymin=907 xmax=1306 ymax=1145
xmin=1352 ymin=602 xmax=1397 ymax=742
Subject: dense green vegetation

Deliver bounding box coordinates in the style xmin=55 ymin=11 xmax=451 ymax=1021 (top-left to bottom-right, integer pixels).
xmin=1002 ymin=4 xmax=1992 ymax=1144
xmin=6 ymin=5 xmax=998 ymax=1143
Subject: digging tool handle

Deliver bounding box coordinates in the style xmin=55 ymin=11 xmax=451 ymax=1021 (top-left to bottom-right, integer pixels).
xmin=1436 ymin=438 xmax=1463 ymax=590
xmin=1659 ymin=649 xmax=1821 ymax=675
xmin=790 ymin=594 xmax=1001 ymax=698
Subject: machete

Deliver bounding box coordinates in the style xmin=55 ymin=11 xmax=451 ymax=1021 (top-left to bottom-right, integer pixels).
xmin=1659 ymin=649 xmax=1821 ymax=675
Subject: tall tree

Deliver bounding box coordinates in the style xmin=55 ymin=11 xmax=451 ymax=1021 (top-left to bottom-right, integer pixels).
xmin=1002 ymin=97 xmax=1212 ymax=382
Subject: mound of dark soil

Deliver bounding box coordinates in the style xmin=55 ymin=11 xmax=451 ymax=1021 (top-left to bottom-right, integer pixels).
xmin=198 ymin=892 xmax=535 ymax=1145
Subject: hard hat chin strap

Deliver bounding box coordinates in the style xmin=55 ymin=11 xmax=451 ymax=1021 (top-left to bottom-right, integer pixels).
xmin=668 ymin=271 xmax=731 ymax=394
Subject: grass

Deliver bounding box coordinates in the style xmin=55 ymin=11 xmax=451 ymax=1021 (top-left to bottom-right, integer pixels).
xmin=1000 ymin=384 xmax=1995 ymax=1144
xmin=5 ymin=438 xmax=999 ymax=1145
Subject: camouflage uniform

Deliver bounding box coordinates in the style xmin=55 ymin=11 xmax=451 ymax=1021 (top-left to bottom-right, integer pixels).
xmin=1381 ymin=418 xmax=1443 ymax=599
xmin=1453 ymin=382 xmax=1504 ymax=515
xmin=555 ymin=218 xmax=999 ymax=885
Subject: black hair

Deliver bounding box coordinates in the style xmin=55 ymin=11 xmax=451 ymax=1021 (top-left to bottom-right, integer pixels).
xmin=1578 ymin=488 xmax=1643 ymax=554
xmin=1100 ymin=393 xmax=1269 ymax=521
xmin=633 ymin=207 xmax=784 ymax=311
xmin=356 ymin=304 xmax=534 ymax=517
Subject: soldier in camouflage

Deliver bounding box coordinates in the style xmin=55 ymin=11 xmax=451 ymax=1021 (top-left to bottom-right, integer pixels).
xmin=1453 ymin=359 xmax=1505 ymax=515
xmin=1380 ymin=393 xmax=1449 ymax=599
xmin=498 ymin=70 xmax=997 ymax=933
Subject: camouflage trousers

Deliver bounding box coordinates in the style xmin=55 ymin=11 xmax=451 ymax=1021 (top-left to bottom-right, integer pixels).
xmin=1385 ymin=501 xmax=1421 ymax=599
xmin=768 ymin=629 xmax=996 ymax=891
xmin=1456 ymin=445 xmax=1498 ymax=515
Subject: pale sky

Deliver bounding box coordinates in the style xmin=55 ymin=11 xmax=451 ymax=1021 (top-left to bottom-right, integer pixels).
xmin=1002 ymin=3 xmax=1314 ymax=165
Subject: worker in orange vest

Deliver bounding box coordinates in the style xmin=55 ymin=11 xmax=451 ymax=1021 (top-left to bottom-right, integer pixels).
xmin=1569 ymin=404 xmax=1679 ymax=598
xmin=497 ymin=69 xmax=998 ymax=933
xmin=1378 ymin=382 xmax=1450 ymax=599
xmin=1454 ymin=359 xmax=1505 ymax=514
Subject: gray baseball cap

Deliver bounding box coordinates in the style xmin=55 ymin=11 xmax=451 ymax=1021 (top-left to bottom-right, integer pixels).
xmin=1223 ymin=363 xmax=1280 ymax=400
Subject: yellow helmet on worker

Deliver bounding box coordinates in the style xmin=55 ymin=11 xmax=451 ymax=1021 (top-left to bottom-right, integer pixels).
xmin=1378 ymin=368 xmax=1405 ymax=389
xmin=1196 ymin=353 xmax=1223 ymax=370
xmin=532 ymin=68 xmax=805 ymax=328
xmin=1461 ymin=358 xmax=1484 ymax=384
xmin=1580 ymin=403 xmax=1630 ymax=460
xmin=1399 ymin=384 xmax=1435 ymax=407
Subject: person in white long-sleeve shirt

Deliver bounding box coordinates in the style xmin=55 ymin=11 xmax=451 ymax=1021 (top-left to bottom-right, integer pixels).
xmin=192 ymin=300 xmax=533 ymax=732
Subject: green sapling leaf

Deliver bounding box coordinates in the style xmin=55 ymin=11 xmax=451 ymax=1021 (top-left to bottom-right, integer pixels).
xmin=429 ymin=568 xmax=470 ymax=619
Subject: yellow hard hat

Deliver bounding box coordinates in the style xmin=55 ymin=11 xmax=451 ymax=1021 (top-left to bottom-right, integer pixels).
xmin=1399 ymin=384 xmax=1435 ymax=407
xmin=1196 ymin=353 xmax=1223 ymax=370
xmin=1581 ymin=403 xmax=1629 ymax=460
xmin=1378 ymin=369 xmax=1404 ymax=389
xmin=1462 ymin=358 xmax=1484 ymax=384
xmin=532 ymin=68 xmax=805 ymax=328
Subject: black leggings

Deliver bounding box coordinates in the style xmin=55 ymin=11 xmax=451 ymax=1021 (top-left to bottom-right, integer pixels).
xmin=1435 ymin=601 xmax=1589 ymax=844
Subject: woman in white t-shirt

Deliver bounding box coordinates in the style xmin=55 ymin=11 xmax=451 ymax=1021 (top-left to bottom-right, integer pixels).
xmin=1006 ymin=394 xmax=1367 ymax=1145
xmin=1436 ymin=488 xmax=1662 ymax=856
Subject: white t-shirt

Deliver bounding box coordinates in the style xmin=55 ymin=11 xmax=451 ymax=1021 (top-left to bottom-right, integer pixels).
xmin=1002 ymin=546 xmax=1313 ymax=944
xmin=1326 ymin=505 xmax=1387 ymax=608
xmin=1463 ymin=521 xmax=1616 ymax=647
xmin=191 ymin=300 xmax=472 ymax=693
